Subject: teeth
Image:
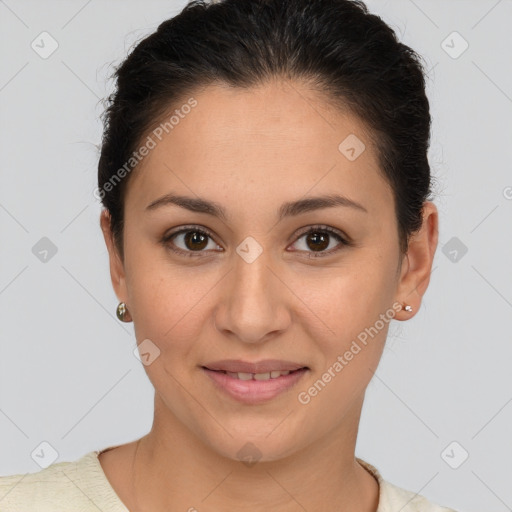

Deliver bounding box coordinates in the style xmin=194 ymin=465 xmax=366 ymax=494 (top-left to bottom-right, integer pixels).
xmin=224 ymin=370 xmax=293 ymax=380
xmin=254 ymin=372 xmax=270 ymax=380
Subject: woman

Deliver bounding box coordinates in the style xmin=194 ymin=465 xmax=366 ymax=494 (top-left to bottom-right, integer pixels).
xmin=0 ymin=0 xmax=460 ymax=510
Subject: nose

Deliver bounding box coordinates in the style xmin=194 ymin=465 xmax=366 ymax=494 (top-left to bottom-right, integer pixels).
xmin=214 ymin=247 xmax=292 ymax=345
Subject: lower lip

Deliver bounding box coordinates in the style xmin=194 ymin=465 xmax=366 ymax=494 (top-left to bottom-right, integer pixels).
xmin=202 ymin=367 xmax=308 ymax=404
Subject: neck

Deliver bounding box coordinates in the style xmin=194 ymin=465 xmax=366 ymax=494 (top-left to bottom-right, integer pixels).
xmin=127 ymin=393 xmax=379 ymax=512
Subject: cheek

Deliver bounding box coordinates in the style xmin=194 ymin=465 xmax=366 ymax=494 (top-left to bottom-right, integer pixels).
xmin=290 ymin=254 xmax=398 ymax=401
xmin=295 ymin=254 xmax=397 ymax=339
xmin=126 ymin=260 xmax=216 ymax=365
xmin=292 ymin=270 xmax=395 ymax=426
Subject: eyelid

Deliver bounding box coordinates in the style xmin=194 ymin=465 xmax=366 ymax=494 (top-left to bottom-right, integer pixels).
xmin=162 ymin=224 xmax=351 ymax=258
xmin=293 ymin=224 xmax=349 ymax=243
xmin=289 ymin=224 xmax=350 ymax=258
xmin=162 ymin=224 xmax=222 ymax=258
xmin=165 ymin=224 xmax=218 ymax=242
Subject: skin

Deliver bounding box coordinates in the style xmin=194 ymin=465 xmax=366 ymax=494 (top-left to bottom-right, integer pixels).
xmin=99 ymin=78 xmax=438 ymax=512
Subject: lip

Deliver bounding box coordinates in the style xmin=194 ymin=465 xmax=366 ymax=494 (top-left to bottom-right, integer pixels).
xmin=203 ymin=359 xmax=307 ymax=374
xmin=201 ymin=360 xmax=309 ymax=405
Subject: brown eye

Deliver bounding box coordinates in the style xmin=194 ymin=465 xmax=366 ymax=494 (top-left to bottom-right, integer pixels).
xmin=304 ymin=231 xmax=330 ymax=252
xmin=162 ymin=226 xmax=221 ymax=258
xmin=183 ymin=231 xmax=209 ymax=251
xmin=162 ymin=224 xmax=350 ymax=259
xmin=289 ymin=226 xmax=349 ymax=258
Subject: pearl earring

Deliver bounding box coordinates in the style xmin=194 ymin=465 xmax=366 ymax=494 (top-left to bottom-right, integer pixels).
xmin=116 ymin=302 xmax=132 ymax=322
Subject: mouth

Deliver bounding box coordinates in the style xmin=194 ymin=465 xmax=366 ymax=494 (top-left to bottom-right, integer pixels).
xmin=203 ymin=368 xmax=306 ymax=381
xmin=201 ymin=360 xmax=309 ymax=404
xmin=202 ymin=359 xmax=308 ymax=374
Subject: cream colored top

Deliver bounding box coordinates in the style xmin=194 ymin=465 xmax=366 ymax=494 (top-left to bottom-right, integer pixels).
xmin=0 ymin=447 xmax=459 ymax=511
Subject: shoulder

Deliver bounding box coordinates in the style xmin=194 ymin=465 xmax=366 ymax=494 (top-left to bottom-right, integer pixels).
xmin=0 ymin=450 xmax=127 ymax=512
xmin=0 ymin=456 xmax=87 ymax=511
xmin=356 ymin=458 xmax=460 ymax=512
xmin=381 ymin=479 xmax=459 ymax=511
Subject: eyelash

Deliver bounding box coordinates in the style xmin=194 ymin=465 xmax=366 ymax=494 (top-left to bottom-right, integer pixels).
xmin=161 ymin=224 xmax=352 ymax=259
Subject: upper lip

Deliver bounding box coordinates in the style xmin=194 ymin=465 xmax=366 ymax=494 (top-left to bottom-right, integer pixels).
xmin=203 ymin=359 xmax=308 ymax=374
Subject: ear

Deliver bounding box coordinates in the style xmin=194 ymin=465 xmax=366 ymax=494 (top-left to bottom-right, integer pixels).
xmin=100 ymin=209 xmax=128 ymax=304
xmin=394 ymin=201 xmax=439 ymax=320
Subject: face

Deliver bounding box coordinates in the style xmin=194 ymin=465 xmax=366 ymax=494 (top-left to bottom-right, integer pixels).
xmin=101 ymin=79 xmax=436 ymax=462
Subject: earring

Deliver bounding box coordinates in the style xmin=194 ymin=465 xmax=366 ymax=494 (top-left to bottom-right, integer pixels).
xmin=402 ymin=303 xmax=413 ymax=312
xmin=116 ymin=302 xmax=132 ymax=322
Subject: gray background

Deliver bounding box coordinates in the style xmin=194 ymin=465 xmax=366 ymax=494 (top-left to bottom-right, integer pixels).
xmin=1 ymin=1 xmax=511 ymax=511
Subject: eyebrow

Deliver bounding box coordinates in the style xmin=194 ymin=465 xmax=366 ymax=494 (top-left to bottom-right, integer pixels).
xmin=145 ymin=192 xmax=368 ymax=221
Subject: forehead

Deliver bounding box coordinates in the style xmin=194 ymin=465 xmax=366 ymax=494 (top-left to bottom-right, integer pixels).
xmin=125 ymin=80 xmax=393 ymax=218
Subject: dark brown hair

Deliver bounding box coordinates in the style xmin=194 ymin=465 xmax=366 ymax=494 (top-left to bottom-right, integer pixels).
xmin=97 ymin=0 xmax=435 ymax=261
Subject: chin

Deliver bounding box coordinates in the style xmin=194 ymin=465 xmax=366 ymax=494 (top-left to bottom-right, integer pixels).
xmin=198 ymin=426 xmax=304 ymax=466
